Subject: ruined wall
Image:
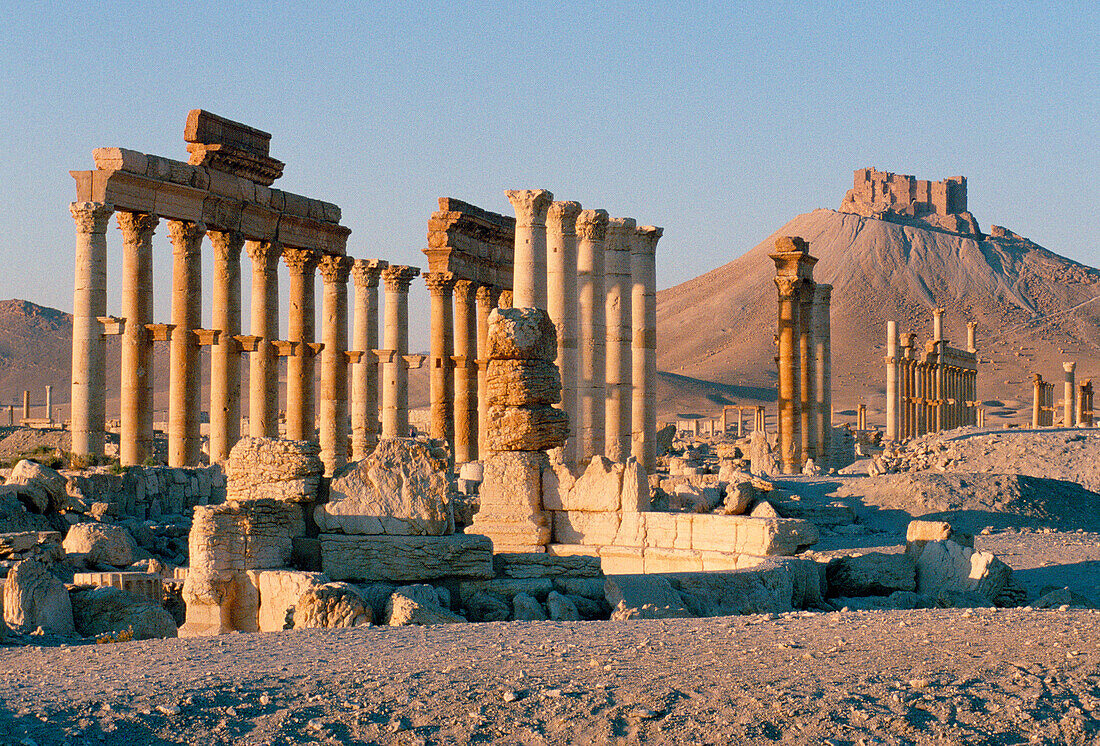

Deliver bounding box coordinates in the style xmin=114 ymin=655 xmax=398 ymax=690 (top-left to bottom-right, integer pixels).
xmin=840 ymin=167 xmax=967 ymax=218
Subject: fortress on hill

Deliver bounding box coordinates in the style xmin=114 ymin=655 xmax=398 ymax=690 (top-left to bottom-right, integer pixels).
xmin=840 ymin=167 xmax=967 ymax=219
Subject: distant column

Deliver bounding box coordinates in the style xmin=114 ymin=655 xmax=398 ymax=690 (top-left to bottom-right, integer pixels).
xmin=798 ymin=276 xmax=817 ymax=460
xmin=631 ymin=225 xmax=662 ymax=472
xmin=967 ymin=321 xmax=977 ymax=353
xmin=350 ymin=259 xmax=387 ymax=460
xmin=576 ymin=209 xmax=609 ymax=466
xmin=933 ymin=309 xmax=945 ymax=433
xmin=885 ymin=320 xmax=899 ymax=442
xmin=208 ymin=230 xmax=244 ymax=463
xmin=425 ymin=272 xmax=457 ymax=447
xmin=318 ymin=255 xmax=353 ymax=475
xmin=45 ymin=386 xmax=52 ymax=424
xmin=22 ymin=391 xmax=30 ymax=421
xmin=283 ymin=248 xmax=320 ymax=442
xmin=117 ymin=211 xmax=158 ymax=466
xmin=379 ymin=265 xmax=420 ymax=439
xmin=774 ymin=275 xmax=802 ymax=473
xmin=167 ymin=219 xmax=206 ymax=467
xmin=69 ymin=201 xmax=113 ymax=458
xmin=506 ymin=189 xmax=553 ymax=309
xmin=546 ymin=201 xmax=582 ymax=465
xmin=452 ymin=279 xmax=479 ymax=464
xmin=246 ymin=240 xmax=281 ymax=438
xmin=475 ymin=284 xmax=500 ymax=458
xmin=1064 ymin=361 xmax=1076 ymax=427
xmin=812 ymin=283 xmax=832 ymax=462
xmin=604 ymin=217 xmax=636 ymax=462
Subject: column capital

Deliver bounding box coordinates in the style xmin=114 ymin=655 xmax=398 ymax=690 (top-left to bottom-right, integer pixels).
xmin=606 ymin=217 xmax=638 ymax=246
xmin=546 ymin=201 xmax=582 ymax=233
xmin=208 ymin=230 xmax=244 ymax=260
xmin=576 ymin=209 xmax=609 ymax=241
xmin=116 ymin=211 xmax=159 ymax=244
xmin=381 ymin=264 xmax=421 ymax=292
xmin=351 ymin=258 xmax=388 ymax=288
xmin=1064 ymin=361 xmax=1077 ymax=374
xmin=454 ymin=278 xmax=478 ymax=299
xmin=70 ymin=202 xmax=114 ymax=233
xmin=505 ymin=189 xmax=553 ymax=226
xmin=282 ymin=247 xmax=321 ymax=273
xmin=630 ymin=225 xmax=663 ymax=256
xmin=476 ymin=283 xmax=500 ymax=304
xmin=423 ymin=271 xmax=457 ymax=297
xmin=245 ymin=239 xmax=282 ymax=270
xmin=167 ymin=220 xmax=206 ymax=255
xmin=774 ymin=275 xmax=802 ymax=299
xmin=318 ymin=254 xmax=354 ymax=284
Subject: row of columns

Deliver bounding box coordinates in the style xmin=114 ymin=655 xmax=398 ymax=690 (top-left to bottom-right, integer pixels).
xmin=1032 ymin=365 xmax=1094 ymax=428
xmin=70 ymin=201 xmax=422 ymax=475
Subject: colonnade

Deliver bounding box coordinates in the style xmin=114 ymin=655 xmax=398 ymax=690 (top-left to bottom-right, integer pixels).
xmin=1032 ymin=374 xmax=1055 ymax=427
xmin=770 ymin=236 xmax=833 ymax=474
xmin=884 ymin=310 xmax=978 ymax=441
xmin=1032 ymin=366 xmax=1094 ymax=428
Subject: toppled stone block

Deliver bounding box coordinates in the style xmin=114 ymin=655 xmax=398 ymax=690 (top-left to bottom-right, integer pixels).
xmin=0 ymin=487 xmax=52 ymax=533
xmin=0 ymin=531 xmax=63 ymax=563
xmin=909 ymin=538 xmax=1021 ymax=607
xmin=458 ymin=577 xmax=553 ymax=603
xmin=546 ymin=590 xmax=580 ymax=621
xmin=3 ymin=559 xmax=74 ymax=634
xmin=320 ymin=533 xmax=494 ymax=583
xmin=293 ymin=582 xmax=371 ymax=628
xmin=63 ymin=523 xmax=136 ymax=567
xmin=316 ymin=438 xmax=453 ymax=536
xmin=248 ymin=569 xmax=327 ymax=632
xmin=543 ymin=456 xmax=622 ymax=512
xmin=6 ymin=459 xmax=66 ymax=513
xmin=552 ymin=510 xmax=622 ymax=545
xmin=463 ymin=590 xmax=511 ymax=622
xmin=225 ymin=437 xmax=323 ymax=504
xmin=484 ymin=405 xmax=568 ymax=451
xmin=70 ymin=586 xmax=177 ymax=640
xmin=188 ymin=500 xmax=304 ymax=585
xmin=486 ymin=307 xmax=556 ymax=361
xmin=825 ymin=552 xmax=916 ymax=597
xmin=386 ymin=589 xmax=466 ymax=626
xmin=905 ymin=520 xmax=973 ymax=550
xmin=485 ymin=360 xmax=561 ymax=405
xmin=491 ymin=552 xmax=602 ymax=579
xmin=604 ymin=574 xmax=690 ymax=620
xmin=668 ymin=557 xmax=825 ymax=616
xmin=512 ymin=592 xmax=548 ymax=620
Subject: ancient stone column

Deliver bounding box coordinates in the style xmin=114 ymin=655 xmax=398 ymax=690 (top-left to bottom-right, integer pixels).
xmin=933 ymin=309 xmax=946 ymax=432
xmin=857 ymin=404 xmax=867 ymax=431
xmin=546 ymin=200 xmax=582 ymax=463
xmin=812 ymin=283 xmax=832 ymax=462
xmin=576 ymin=209 xmax=609 ymax=466
xmin=167 ymin=219 xmax=206 ymax=467
xmin=350 ymin=259 xmax=387 ymax=460
xmin=45 ymin=386 xmax=52 ymax=424
xmin=452 ymin=278 xmax=479 ymax=464
xmin=69 ymin=201 xmax=113 ymax=458
xmin=798 ymin=277 xmax=817 ymax=460
xmin=774 ymin=275 xmax=802 ymax=473
xmin=967 ymin=321 xmax=977 ymax=353
xmin=933 ymin=308 xmax=944 ymax=342
xmin=604 ymin=217 xmax=636 ymax=462
xmin=885 ymin=320 xmax=899 ymax=442
xmin=1064 ymin=361 xmax=1076 ymax=427
xmin=379 ymin=265 xmax=420 ymax=439
xmin=318 ymin=255 xmax=353 ymax=476
xmin=246 ymin=240 xmax=281 ymax=438
xmin=476 ymin=284 xmax=501 ymax=459
xmin=425 ymin=272 xmax=457 ymax=446
xmin=631 ymin=225 xmax=662 ymax=472
xmin=117 ymin=211 xmax=158 ymax=466
xmin=506 ymin=189 xmax=553 ymax=309
xmin=283 ymin=248 xmax=320 ymax=442
xmin=21 ymin=391 xmax=30 ymax=421
xmin=208 ymin=231 xmax=244 ymax=463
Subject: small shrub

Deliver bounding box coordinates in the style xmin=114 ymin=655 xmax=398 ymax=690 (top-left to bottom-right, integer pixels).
xmin=95 ymin=626 xmax=134 ymax=644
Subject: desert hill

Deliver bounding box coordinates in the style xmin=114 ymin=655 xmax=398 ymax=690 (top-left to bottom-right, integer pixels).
xmin=656 ymin=209 xmax=1100 ymax=425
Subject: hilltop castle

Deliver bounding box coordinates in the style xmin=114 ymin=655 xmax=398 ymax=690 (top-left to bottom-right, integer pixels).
xmin=840 ymin=167 xmax=978 ymax=235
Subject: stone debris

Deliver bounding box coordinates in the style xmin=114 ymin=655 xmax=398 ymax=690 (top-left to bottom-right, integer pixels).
xmin=292 ymin=582 xmax=371 ymax=628
xmin=224 ymin=437 xmax=323 ymax=504
xmin=3 ymin=559 xmax=74 ymax=635
xmin=62 ymin=522 xmax=136 ymax=568
xmin=386 ymin=589 xmax=466 ymax=626
xmin=5 ymin=460 xmax=66 ymax=513
xmin=825 ymin=553 xmax=917 ymax=597
xmin=511 ymin=592 xmax=548 ymax=621
xmin=69 ymin=585 xmax=177 ymax=639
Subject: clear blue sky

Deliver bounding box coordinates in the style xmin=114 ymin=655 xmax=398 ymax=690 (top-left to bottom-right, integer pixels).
xmin=0 ymin=2 xmax=1096 ymax=343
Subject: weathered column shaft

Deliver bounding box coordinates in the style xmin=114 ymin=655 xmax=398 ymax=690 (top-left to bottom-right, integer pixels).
xmin=631 ymin=225 xmax=662 ymax=472
xmin=775 ymin=276 xmax=802 ymax=473
xmin=604 ymin=217 xmax=636 ymax=462
xmin=380 ymin=265 xmax=420 ymax=439
xmin=117 ymin=211 xmax=158 ymax=466
xmin=546 ymin=201 xmax=582 ymax=466
xmin=811 ymin=283 xmax=832 ymax=462
xmin=885 ymin=320 xmax=899 ymax=441
xmin=167 ymin=220 xmax=206 ymax=467
xmin=576 ymin=209 xmax=609 ymax=466
xmin=1064 ymin=361 xmax=1076 ymax=427
xmin=208 ymin=231 xmax=243 ymax=463
xmin=69 ymin=201 xmax=113 ymax=458
xmin=475 ymin=284 xmax=500 ymax=457
xmin=351 ymin=259 xmax=386 ymax=460
xmin=319 ymin=255 xmax=353 ymax=475
xmin=425 ymin=272 xmax=456 ymax=446
xmin=452 ymin=279 xmax=478 ymax=463
xmin=283 ymin=248 xmax=320 ymax=442
xmin=246 ymin=241 xmax=281 ymax=438
xmin=798 ymin=280 xmax=817 ymax=460
xmin=506 ymin=189 xmax=553 ymax=309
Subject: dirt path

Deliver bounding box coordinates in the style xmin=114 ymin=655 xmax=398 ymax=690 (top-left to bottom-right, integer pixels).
xmin=1 ymin=608 xmax=1098 ymax=745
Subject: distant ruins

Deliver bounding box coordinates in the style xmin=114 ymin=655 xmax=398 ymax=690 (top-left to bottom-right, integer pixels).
xmin=1032 ymin=365 xmax=1094 ymax=428
xmin=840 ymin=167 xmax=967 ymax=219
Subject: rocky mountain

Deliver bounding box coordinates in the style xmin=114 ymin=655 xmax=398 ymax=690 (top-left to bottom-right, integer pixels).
xmin=656 ymin=209 xmax=1100 ymax=425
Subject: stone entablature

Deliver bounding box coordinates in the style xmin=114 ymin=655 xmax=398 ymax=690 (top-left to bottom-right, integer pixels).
xmin=841 ymin=167 xmax=967 ymax=220
xmin=425 ymin=197 xmax=515 ymax=288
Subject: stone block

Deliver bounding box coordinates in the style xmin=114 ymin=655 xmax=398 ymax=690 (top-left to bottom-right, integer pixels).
xmin=484 ymin=405 xmax=569 ymax=451
xmin=63 ymin=523 xmax=136 ymax=567
xmin=459 ymin=577 xmax=554 ymax=604
xmin=2 ymin=559 xmax=74 ymax=635
xmin=247 ymin=569 xmax=327 ymax=632
xmin=319 ymin=533 xmax=494 ymax=583
xmin=905 ymin=519 xmax=973 ymax=554
xmin=826 ymin=552 xmax=916 ymax=597
xmin=486 ymin=360 xmax=561 ymax=406
xmin=666 ymin=560 xmax=797 ymax=616
xmin=910 ymin=539 xmax=1020 ymax=606
xmin=644 ymin=548 xmax=705 ymax=573
xmin=595 ymin=546 xmax=645 ymax=574
xmin=486 ymin=307 xmax=556 ymax=361
xmin=491 ymin=552 xmax=602 ymax=579
xmin=225 ymin=437 xmax=323 ymax=504
xmin=70 ymin=586 xmax=176 ymax=640
xmin=315 ymin=438 xmax=454 ymax=536
xmin=294 ymin=582 xmax=371 ymax=628
xmin=621 ymin=458 xmax=650 ymax=512
xmin=604 ymin=574 xmax=690 ymax=620
xmin=552 ymin=510 xmax=621 ymax=545
xmin=478 ymin=451 xmax=546 ymax=514
xmin=512 ymin=592 xmax=548 ymax=620
xmin=563 ymin=456 xmax=623 ymax=512
xmin=6 ymin=459 xmax=66 ymax=512
xmin=386 ymin=591 xmax=466 ymax=626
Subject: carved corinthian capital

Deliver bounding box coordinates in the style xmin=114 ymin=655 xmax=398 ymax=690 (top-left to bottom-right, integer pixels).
xmin=423 ymin=271 xmax=456 ymax=297
xmin=208 ymin=230 xmax=244 ymax=261
xmin=546 ymin=201 xmax=582 ymax=233
xmin=245 ymin=240 xmax=282 ymax=271
xmin=282 ymin=247 xmax=321 ymax=274
xmin=505 ymin=189 xmax=553 ymax=226
xmin=351 ymin=258 xmax=388 ymax=288
xmin=381 ymin=265 xmax=421 ymax=292
xmin=575 ymin=209 xmax=609 ymax=241
xmin=116 ymin=211 xmax=159 ymax=247
xmin=774 ymin=275 xmax=802 ymax=299
xmin=167 ymin=220 xmax=206 ymax=257
xmin=70 ymin=202 xmax=114 ymax=234
xmin=318 ymin=254 xmax=354 ymax=285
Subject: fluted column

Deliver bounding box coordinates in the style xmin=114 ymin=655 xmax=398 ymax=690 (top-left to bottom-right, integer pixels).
xmin=546 ymin=201 xmax=582 ymax=464
xmin=507 ymin=189 xmax=553 ymax=309
xmin=775 ymin=275 xmax=802 ymax=474
xmin=631 ymin=225 xmax=661 ymax=472
xmin=283 ymin=248 xmax=320 ymax=442
xmin=576 ymin=209 xmax=609 ymax=466
xmin=1064 ymin=361 xmax=1076 ymax=427
xmin=604 ymin=217 xmax=635 ymax=462
xmin=351 ymin=259 xmax=387 ymax=460
xmin=208 ymin=231 xmax=244 ymax=463
xmin=452 ymin=279 xmax=478 ymax=463
xmin=319 ymin=255 xmax=353 ymax=475
xmin=167 ymin=219 xmax=206 ymax=466
xmin=380 ymin=265 xmax=420 ymax=439
xmin=117 ymin=211 xmax=158 ymax=466
xmin=425 ymin=272 xmax=457 ymax=446
xmin=812 ymin=283 xmax=832 ymax=462
xmin=70 ymin=201 xmax=113 ymax=458
xmin=885 ymin=320 xmax=899 ymax=442
xmin=246 ymin=240 xmax=281 ymax=438
xmin=475 ymin=284 xmax=500 ymax=457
